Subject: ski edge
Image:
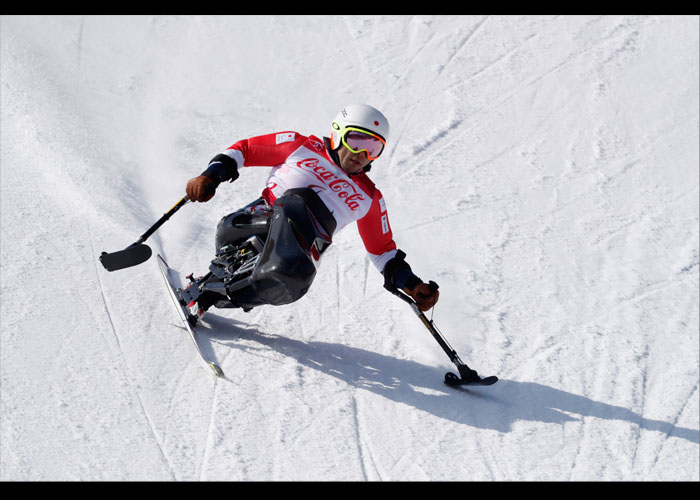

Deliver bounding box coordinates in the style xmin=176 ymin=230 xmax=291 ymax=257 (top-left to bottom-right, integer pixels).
xmin=157 ymin=254 xmax=225 ymax=378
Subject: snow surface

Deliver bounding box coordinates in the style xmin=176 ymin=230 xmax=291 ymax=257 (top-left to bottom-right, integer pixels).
xmin=1 ymin=15 xmax=698 ymax=481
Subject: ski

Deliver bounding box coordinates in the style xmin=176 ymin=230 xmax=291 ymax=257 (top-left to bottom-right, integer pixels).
xmin=157 ymin=254 xmax=224 ymax=378
xmin=444 ymin=371 xmax=498 ymax=387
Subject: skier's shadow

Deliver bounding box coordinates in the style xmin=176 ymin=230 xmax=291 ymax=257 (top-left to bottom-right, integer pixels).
xmin=201 ymin=316 xmax=698 ymax=444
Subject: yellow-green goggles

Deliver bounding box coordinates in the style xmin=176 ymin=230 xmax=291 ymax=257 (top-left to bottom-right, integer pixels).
xmin=340 ymin=126 xmax=386 ymax=160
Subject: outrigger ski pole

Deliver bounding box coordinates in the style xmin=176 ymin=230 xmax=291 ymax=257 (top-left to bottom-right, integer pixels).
xmin=100 ymin=196 xmax=190 ymax=271
xmin=385 ymin=280 xmax=498 ymax=386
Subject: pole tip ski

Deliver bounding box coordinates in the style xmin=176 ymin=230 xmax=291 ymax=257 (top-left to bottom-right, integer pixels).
xmin=444 ymin=371 xmax=498 ymax=386
xmin=100 ymin=244 xmax=152 ymax=271
xmin=385 ymin=276 xmax=498 ymax=387
xmin=444 ymin=363 xmax=497 ymax=386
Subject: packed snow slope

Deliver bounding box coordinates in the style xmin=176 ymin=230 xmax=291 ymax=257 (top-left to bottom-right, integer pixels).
xmin=1 ymin=15 xmax=698 ymax=481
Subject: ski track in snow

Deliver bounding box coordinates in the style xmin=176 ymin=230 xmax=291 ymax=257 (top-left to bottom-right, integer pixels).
xmin=89 ymin=237 xmax=178 ymax=480
xmin=433 ymin=15 xmax=491 ymax=82
xmin=401 ymin=18 xmax=647 ymax=179
xmin=350 ymin=394 xmax=372 ymax=480
xmin=1 ymin=15 xmax=698 ymax=481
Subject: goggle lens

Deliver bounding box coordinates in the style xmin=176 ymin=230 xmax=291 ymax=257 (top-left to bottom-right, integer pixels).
xmin=341 ymin=128 xmax=385 ymax=160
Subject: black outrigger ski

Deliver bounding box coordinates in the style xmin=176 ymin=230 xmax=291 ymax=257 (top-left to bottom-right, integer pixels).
xmin=385 ymin=276 xmax=497 ymax=387
xmin=157 ymin=254 xmax=224 ymax=378
xmin=100 ymin=197 xmax=189 ymax=271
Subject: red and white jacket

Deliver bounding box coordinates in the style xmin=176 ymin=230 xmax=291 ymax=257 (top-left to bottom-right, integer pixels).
xmin=218 ymin=131 xmax=398 ymax=273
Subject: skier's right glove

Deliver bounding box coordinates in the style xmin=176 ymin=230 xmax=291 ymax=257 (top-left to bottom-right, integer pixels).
xmin=186 ymin=175 xmax=217 ymax=202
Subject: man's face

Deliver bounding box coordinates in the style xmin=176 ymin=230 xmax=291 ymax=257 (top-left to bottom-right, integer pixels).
xmin=337 ymin=144 xmax=372 ymax=175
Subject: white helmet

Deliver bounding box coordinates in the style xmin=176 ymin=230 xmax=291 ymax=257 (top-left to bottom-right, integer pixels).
xmin=330 ymin=103 xmax=390 ymax=151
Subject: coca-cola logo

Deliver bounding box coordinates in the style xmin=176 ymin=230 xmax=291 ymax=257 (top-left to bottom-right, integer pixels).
xmin=297 ymin=158 xmax=364 ymax=211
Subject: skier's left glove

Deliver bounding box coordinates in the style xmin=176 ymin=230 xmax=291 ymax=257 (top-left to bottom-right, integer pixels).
xmin=404 ymin=281 xmax=439 ymax=312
